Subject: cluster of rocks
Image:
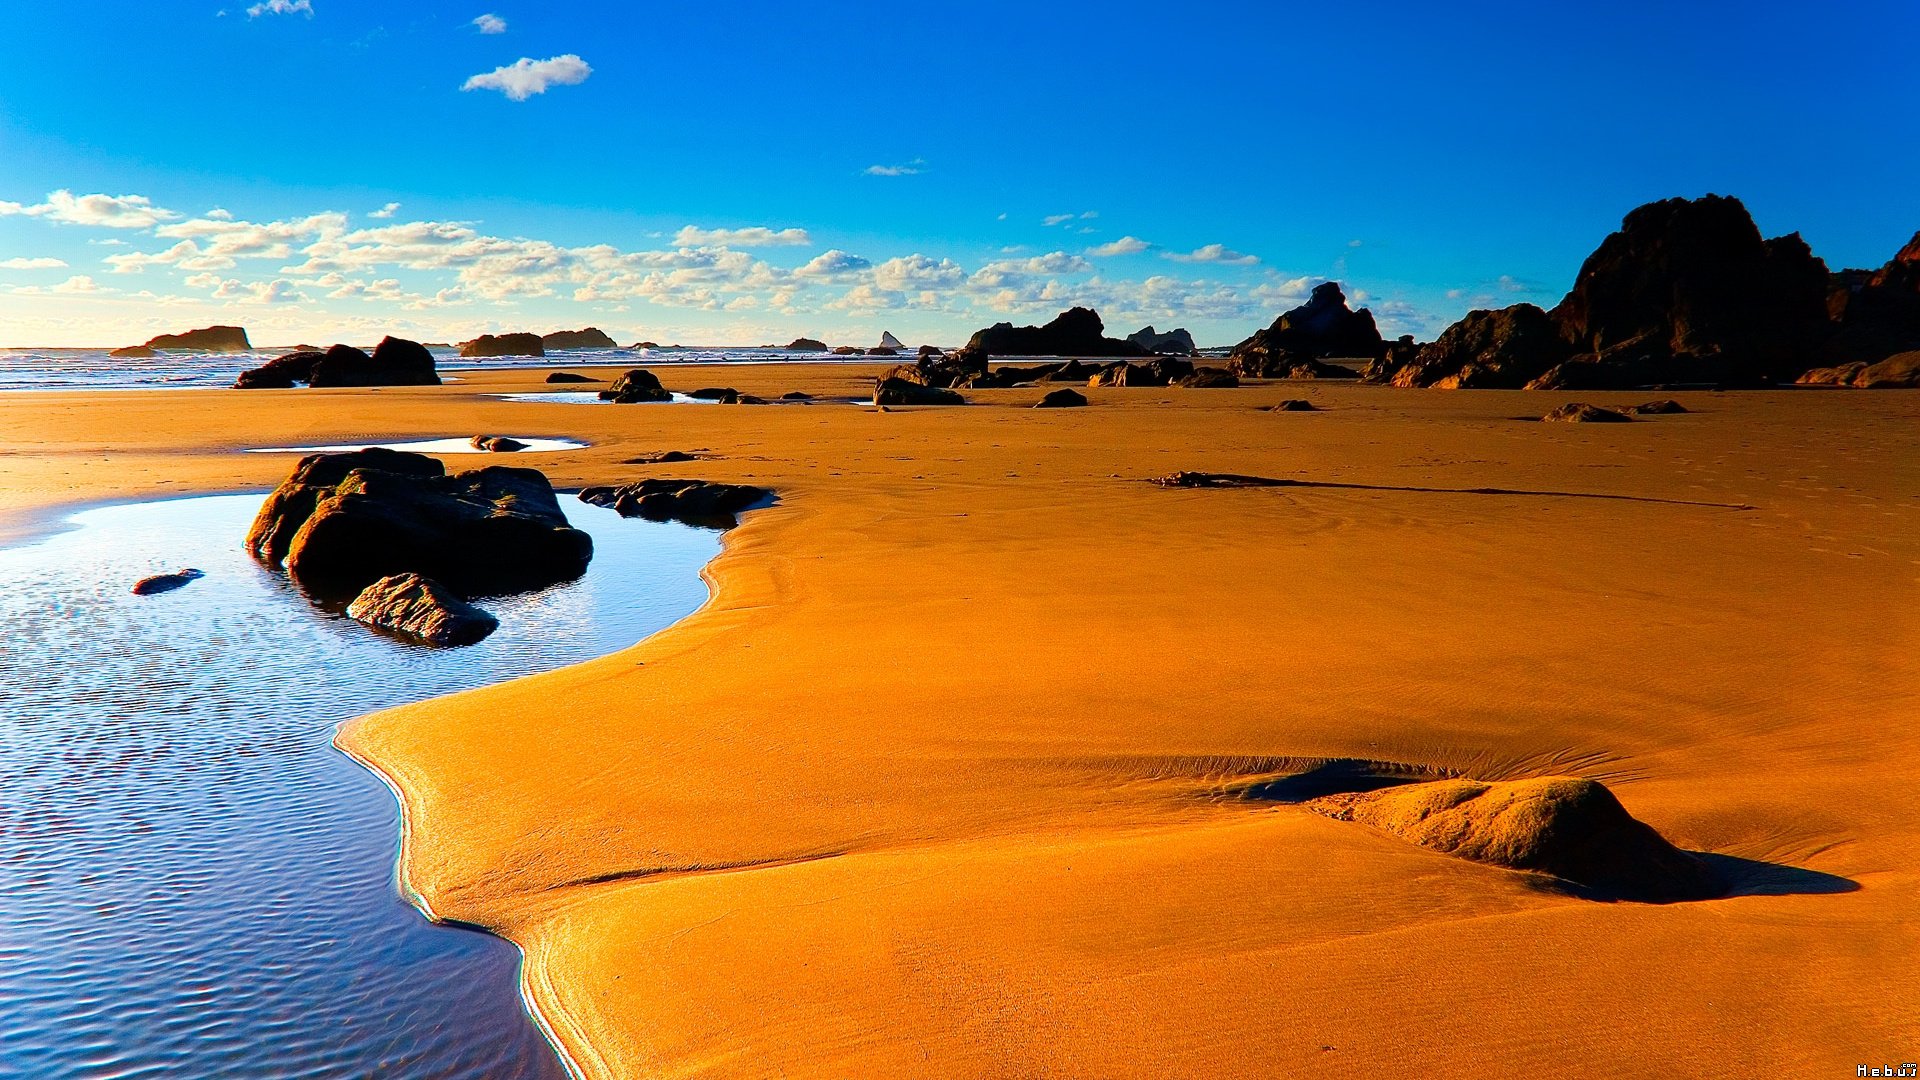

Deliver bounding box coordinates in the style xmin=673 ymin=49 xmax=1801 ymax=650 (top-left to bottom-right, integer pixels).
xmin=577 ymin=478 xmax=770 ymax=529
xmin=1369 ymin=196 xmax=1920 ymax=390
xmin=234 ymin=337 xmax=440 ymax=389
xmin=111 ymin=325 xmax=252 ymax=358
xmin=1126 ymin=326 xmax=1198 ymax=356
xmin=246 ymin=448 xmax=593 ymax=646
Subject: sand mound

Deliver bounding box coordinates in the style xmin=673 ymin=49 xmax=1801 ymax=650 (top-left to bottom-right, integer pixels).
xmin=1309 ymin=776 xmax=1722 ymax=902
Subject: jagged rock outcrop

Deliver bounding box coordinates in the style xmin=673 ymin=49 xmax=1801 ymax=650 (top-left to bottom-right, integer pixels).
xmin=347 ymin=573 xmax=498 ymax=647
xmin=1541 ymin=402 xmax=1633 ymax=423
xmin=787 ymin=337 xmax=828 ymax=351
xmin=1177 ymin=367 xmax=1239 ymax=388
xmin=879 ymin=331 xmax=904 ymax=349
xmin=1307 ymin=776 xmax=1722 ymax=902
xmin=246 ymin=449 xmax=591 ymax=600
xmin=950 ymin=308 xmax=1148 ymax=376
xmin=1821 ymin=231 xmax=1920 ymax=366
xmin=1391 ymin=305 xmax=1572 ymax=388
xmin=1796 ymin=351 xmax=1920 ymax=389
xmin=874 ymin=377 xmax=963 ymax=405
xmin=1359 ymin=336 xmax=1422 ymax=383
xmin=141 ymin=325 xmax=251 ymax=352
xmin=1229 ymin=283 xmax=1384 ymax=378
xmin=598 ymin=369 xmax=671 ymax=403
xmin=459 ymin=332 xmax=545 ymax=358
xmin=540 ymin=328 xmax=617 ymax=351
xmin=578 ymin=478 xmax=770 ymax=529
xmin=233 ymin=337 xmax=440 ymax=389
xmin=1127 ymin=326 xmax=1198 ymax=356
xmin=110 ymin=345 xmax=156 ymax=359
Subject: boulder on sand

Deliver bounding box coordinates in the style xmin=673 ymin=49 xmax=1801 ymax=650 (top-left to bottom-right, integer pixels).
xmin=347 ymin=572 xmax=498 ymax=647
xmin=545 ymin=371 xmax=599 ymax=384
xmin=246 ymin=448 xmax=592 ymax=600
xmin=1307 ymin=776 xmax=1723 ymax=902
xmin=1393 ymin=304 xmax=1572 ymax=388
xmin=539 ymin=328 xmax=616 ymax=351
xmin=1542 ymin=402 xmax=1633 ymax=423
xmin=1796 ymin=351 xmax=1920 ymax=388
xmin=948 ymin=308 xmax=1148 ymax=379
xmin=1034 ymin=388 xmax=1087 ymax=408
xmin=132 ymin=568 xmax=204 ymax=595
xmin=1229 ymin=283 xmax=1384 ymax=378
xmin=578 ymin=478 xmax=770 ymax=529
xmin=234 ymin=337 xmax=440 ymax=389
xmin=874 ymin=377 xmax=963 ymax=406
xmin=685 ymin=387 xmax=740 ymax=402
xmin=1177 ymin=367 xmax=1239 ymax=388
xmin=1628 ymin=399 xmax=1688 ymax=415
xmin=598 ymin=369 xmax=671 ymax=403
xmin=459 ymin=333 xmax=545 ymax=358
xmin=1269 ymin=399 xmax=1318 ymax=412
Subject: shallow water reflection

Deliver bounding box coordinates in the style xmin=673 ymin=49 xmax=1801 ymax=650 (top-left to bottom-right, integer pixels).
xmin=0 ymin=493 xmax=720 ymax=1078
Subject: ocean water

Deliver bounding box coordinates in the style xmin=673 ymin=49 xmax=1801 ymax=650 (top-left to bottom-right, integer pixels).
xmin=0 ymin=345 xmax=874 ymax=392
xmin=0 ymin=493 xmax=722 ymax=1078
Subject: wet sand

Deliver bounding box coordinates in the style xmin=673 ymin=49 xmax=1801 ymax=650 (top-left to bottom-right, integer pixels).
xmin=4 ymin=365 xmax=1916 ymax=1077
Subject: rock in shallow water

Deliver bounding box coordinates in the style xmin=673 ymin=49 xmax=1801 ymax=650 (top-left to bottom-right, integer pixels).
xmin=598 ymin=369 xmax=671 ymax=403
xmin=131 ymin=568 xmax=204 ymax=595
xmin=347 ymin=573 xmax=498 ymax=646
xmin=1308 ymin=776 xmax=1722 ymax=902
xmin=246 ymin=449 xmax=591 ymax=600
xmin=874 ymin=378 xmax=962 ymax=406
xmin=469 ymin=435 xmax=528 ymax=452
xmin=577 ymin=478 xmax=770 ymax=529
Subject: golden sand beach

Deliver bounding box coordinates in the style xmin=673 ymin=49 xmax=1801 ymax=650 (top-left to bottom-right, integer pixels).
xmin=4 ymin=365 xmax=1915 ymax=1077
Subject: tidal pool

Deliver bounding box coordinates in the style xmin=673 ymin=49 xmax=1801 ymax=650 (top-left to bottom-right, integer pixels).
xmin=243 ymin=436 xmax=588 ymax=454
xmin=0 ymin=493 xmax=721 ymax=1078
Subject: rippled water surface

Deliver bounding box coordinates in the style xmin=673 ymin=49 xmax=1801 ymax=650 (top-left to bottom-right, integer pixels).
xmin=0 ymin=493 xmax=721 ymax=1078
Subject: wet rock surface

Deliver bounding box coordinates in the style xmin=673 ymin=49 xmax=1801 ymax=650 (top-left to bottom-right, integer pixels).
xmin=131 ymin=568 xmax=205 ymax=595
xmin=577 ymin=478 xmax=771 ymax=529
xmin=599 ymin=369 xmax=671 ymax=403
xmin=874 ymin=377 xmax=963 ymax=406
xmin=346 ymin=573 xmax=499 ymax=647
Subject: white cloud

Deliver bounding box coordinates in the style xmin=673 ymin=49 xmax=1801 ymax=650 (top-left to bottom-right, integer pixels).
xmin=461 ymin=54 xmax=592 ymax=101
xmin=672 ymin=225 xmax=811 ymax=247
xmin=793 ymin=249 xmax=871 ymax=278
xmin=369 ymin=202 xmax=401 ymax=219
xmin=1164 ymin=243 xmax=1258 ymax=266
xmin=0 ymin=257 xmax=67 ymax=270
xmin=0 ymin=190 xmax=180 ymax=229
xmin=864 ymin=159 xmax=925 ymax=177
xmin=1042 ymin=214 xmax=1075 ymax=226
xmin=52 ymin=275 xmax=100 ymax=294
xmin=247 ymin=0 xmax=312 ymax=17
xmin=472 ymin=12 xmax=507 ymax=33
xmin=1088 ymin=236 xmax=1150 ymax=257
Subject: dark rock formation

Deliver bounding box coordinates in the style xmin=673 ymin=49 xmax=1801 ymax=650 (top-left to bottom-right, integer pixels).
xmin=831 ymin=346 xmax=861 ymax=355
xmin=1229 ymin=283 xmax=1384 ymax=378
xmin=621 ymin=450 xmax=699 ymax=464
xmin=1542 ymin=403 xmax=1633 ymax=423
xmin=867 ymin=346 xmax=899 ymax=356
xmin=598 ymin=369 xmax=671 ymax=403
xmin=1269 ymin=399 xmax=1318 ymax=412
xmin=780 ymin=391 xmax=813 ymax=400
xmin=131 ymin=568 xmax=204 ymax=595
xmin=1391 ymin=305 xmax=1571 ymax=389
xmin=1798 ymin=351 xmax=1920 ymax=388
xmin=1359 ymin=336 xmax=1422 ymax=383
xmin=1034 ymin=388 xmax=1087 ymax=408
xmin=1551 ymin=195 xmax=1830 ymax=385
xmin=459 ymin=333 xmax=545 ymax=358
xmin=1087 ymin=357 xmax=1197 ymax=388
xmin=142 ymin=325 xmax=251 ymax=352
xmin=234 ymin=338 xmax=439 ymax=389
xmin=540 ymin=328 xmax=616 ymax=351
xmin=246 ymin=449 xmax=591 ymax=600
xmin=578 ymin=478 xmax=770 ymax=529
xmin=545 ymin=371 xmax=599 ymax=383
xmin=951 ymin=308 xmax=1148 ymax=373
xmin=1628 ymin=399 xmax=1689 ymax=415
xmin=346 ymin=573 xmax=498 ymax=646
xmin=1307 ymin=776 xmax=1722 ymax=902
xmin=685 ymin=387 xmax=740 ymax=402
xmin=874 ymin=377 xmax=963 ymax=406
xmin=110 ymin=345 xmax=156 ymax=359
xmin=470 ymin=435 xmax=528 ymax=452
xmin=1127 ymin=326 xmax=1198 ymax=356
xmin=1177 ymin=367 xmax=1240 ymax=388
xmin=917 ymin=345 xmax=944 ymax=358
xmin=787 ymin=337 xmax=828 ymax=351
xmin=629 ymin=341 xmax=659 ymax=349
xmin=1822 ymin=232 xmax=1920 ymax=364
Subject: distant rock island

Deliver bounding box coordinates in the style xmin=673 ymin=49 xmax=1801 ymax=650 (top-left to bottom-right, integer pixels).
xmin=459 ymin=333 xmax=545 ymax=358
xmin=786 ymin=337 xmax=828 ymax=351
xmin=878 ymin=331 xmax=904 ymax=349
xmin=1126 ymin=326 xmax=1198 ymax=356
xmin=116 ymin=325 xmax=251 ymax=355
xmin=540 ymin=328 xmax=616 ymax=351
xmin=1229 ymin=283 xmax=1381 ymax=378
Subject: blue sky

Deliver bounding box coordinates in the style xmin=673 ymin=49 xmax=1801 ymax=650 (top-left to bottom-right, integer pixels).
xmin=1 ymin=0 xmax=1916 ymax=347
